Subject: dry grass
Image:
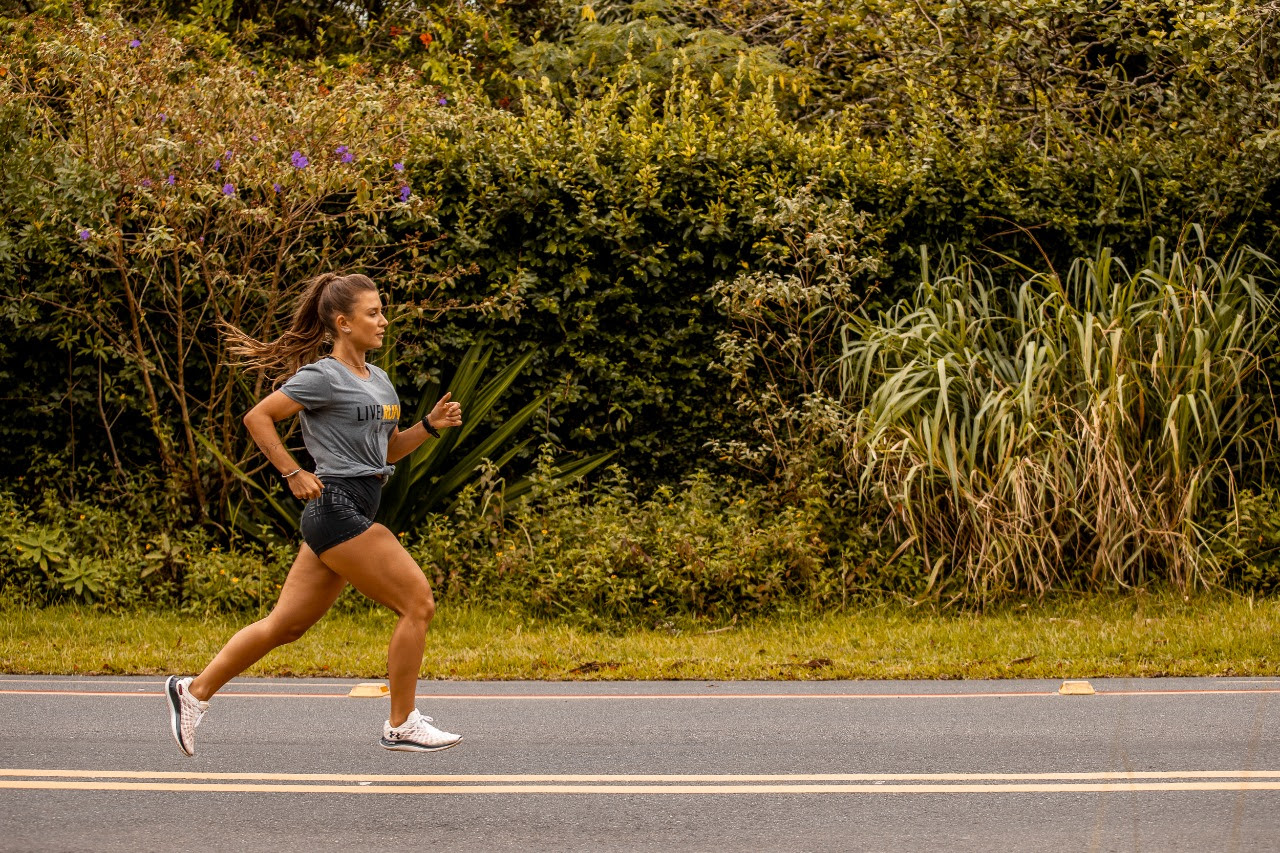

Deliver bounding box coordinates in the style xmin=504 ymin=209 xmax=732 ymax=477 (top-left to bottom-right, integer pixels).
xmin=841 ymin=236 xmax=1279 ymax=597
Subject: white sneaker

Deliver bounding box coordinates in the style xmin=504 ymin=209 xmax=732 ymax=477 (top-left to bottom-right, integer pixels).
xmin=165 ymin=675 xmax=208 ymax=757
xmin=380 ymin=709 xmax=462 ymax=752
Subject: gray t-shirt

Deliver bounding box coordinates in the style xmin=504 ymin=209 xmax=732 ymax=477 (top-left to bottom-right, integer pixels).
xmin=279 ymin=357 xmax=400 ymax=479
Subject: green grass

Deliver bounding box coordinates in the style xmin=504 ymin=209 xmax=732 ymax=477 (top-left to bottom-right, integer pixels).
xmin=2 ymin=591 xmax=1278 ymax=680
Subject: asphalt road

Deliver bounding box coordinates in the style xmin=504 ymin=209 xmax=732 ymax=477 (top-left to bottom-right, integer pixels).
xmin=1 ymin=675 xmax=1279 ymax=852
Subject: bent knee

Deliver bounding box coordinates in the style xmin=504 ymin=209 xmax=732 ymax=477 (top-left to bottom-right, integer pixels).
xmin=402 ymin=589 xmax=435 ymax=624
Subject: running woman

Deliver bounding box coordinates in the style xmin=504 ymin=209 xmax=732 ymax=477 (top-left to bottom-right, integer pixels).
xmin=166 ymin=272 xmax=463 ymax=756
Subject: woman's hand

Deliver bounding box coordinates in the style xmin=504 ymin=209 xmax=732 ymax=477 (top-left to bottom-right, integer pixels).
xmin=388 ymin=392 xmax=460 ymax=464
xmin=427 ymin=392 xmax=463 ymax=430
xmin=288 ymin=470 xmax=325 ymax=501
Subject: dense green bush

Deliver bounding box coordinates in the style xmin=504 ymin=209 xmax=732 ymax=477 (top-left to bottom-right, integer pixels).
xmin=1212 ymin=488 xmax=1280 ymax=593
xmin=2 ymin=1 xmax=1279 ymax=607
xmin=7 ymin=461 xmax=1280 ymax=618
xmin=0 ymin=460 xmax=894 ymax=621
xmin=0 ymin=12 xmax=883 ymax=508
xmin=414 ymin=463 xmax=846 ymax=624
xmin=5 ymin=5 xmax=1278 ymax=497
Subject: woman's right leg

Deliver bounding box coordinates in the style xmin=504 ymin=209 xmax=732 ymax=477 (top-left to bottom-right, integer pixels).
xmin=188 ymin=544 xmax=346 ymax=701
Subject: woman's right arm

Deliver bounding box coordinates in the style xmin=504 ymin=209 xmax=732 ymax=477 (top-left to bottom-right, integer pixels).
xmin=243 ymin=390 xmax=324 ymax=500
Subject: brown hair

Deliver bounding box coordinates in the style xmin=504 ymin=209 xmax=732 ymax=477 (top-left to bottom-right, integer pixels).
xmin=221 ymin=272 xmax=378 ymax=380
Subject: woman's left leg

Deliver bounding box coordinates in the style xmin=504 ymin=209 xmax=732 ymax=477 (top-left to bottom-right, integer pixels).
xmin=316 ymin=523 xmax=435 ymax=727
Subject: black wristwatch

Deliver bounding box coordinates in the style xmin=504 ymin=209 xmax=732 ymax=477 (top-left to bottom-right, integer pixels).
xmin=422 ymin=419 xmax=440 ymax=438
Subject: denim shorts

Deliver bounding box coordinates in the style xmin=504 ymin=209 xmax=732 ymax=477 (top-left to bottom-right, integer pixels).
xmin=300 ymin=476 xmax=383 ymax=555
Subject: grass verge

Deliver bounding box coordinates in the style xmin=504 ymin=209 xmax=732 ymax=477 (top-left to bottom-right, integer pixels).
xmin=2 ymin=591 xmax=1277 ymax=680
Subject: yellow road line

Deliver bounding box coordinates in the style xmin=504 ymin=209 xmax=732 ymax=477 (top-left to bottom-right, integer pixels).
xmin=3 ymin=769 xmax=1278 ymax=783
xmin=3 ymin=779 xmax=1280 ymax=795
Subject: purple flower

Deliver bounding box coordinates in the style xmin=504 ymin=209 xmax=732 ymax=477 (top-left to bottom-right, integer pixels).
xmin=167 ymin=174 xmax=176 ymax=186
xmin=290 ymin=150 xmax=309 ymax=169
xmin=393 ymin=162 xmax=404 ymax=172
xmin=336 ymin=145 xmax=348 ymax=155
xmin=141 ymin=178 xmax=152 ymax=187
xmin=213 ymin=159 xmax=221 ymax=171
xmin=250 ymin=134 xmax=259 ymax=142
xmin=128 ymin=39 xmax=141 ymax=49
xmin=341 ymin=151 xmax=354 ymax=163
xmin=399 ymin=184 xmax=411 ymax=202
xmin=158 ymin=113 xmax=167 ymax=122
xmin=78 ymin=229 xmax=91 ymax=241
xmin=222 ymin=183 xmax=235 ymax=196
xmin=438 ymin=96 xmax=448 ymax=106
xmin=272 ymin=182 xmax=282 ymax=193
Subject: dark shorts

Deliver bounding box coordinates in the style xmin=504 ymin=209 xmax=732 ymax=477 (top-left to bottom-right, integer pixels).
xmin=300 ymin=476 xmax=383 ymax=556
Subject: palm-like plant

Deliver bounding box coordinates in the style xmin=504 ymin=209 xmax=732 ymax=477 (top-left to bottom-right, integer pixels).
xmin=376 ymin=344 xmax=615 ymax=532
xmin=206 ymin=345 xmax=615 ymax=543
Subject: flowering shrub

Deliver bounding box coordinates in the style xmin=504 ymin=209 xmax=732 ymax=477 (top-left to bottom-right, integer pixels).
xmin=0 ymin=14 xmax=484 ymax=521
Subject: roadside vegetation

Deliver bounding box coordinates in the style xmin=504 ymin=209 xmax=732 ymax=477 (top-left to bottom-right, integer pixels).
xmin=1 ymin=1 xmax=1278 ymax=627
xmin=4 ymin=591 xmax=1278 ymax=680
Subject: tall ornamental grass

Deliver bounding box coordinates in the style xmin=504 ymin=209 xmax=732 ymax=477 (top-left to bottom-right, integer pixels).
xmin=841 ymin=235 xmax=1279 ymax=598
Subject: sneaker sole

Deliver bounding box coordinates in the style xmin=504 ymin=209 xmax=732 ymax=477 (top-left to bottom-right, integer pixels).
xmin=379 ymin=736 xmax=462 ymax=753
xmin=165 ymin=676 xmax=194 ymax=757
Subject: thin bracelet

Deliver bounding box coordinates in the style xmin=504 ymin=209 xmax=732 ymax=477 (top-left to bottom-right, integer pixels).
xmin=281 ymin=467 xmax=302 ymax=478
xmin=422 ymin=420 xmax=440 ymax=438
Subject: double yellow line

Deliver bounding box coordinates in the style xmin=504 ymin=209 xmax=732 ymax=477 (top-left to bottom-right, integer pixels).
xmin=3 ymin=769 xmax=1278 ymax=795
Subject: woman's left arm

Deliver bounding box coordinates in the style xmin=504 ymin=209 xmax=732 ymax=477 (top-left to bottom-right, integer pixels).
xmin=387 ymin=392 xmax=462 ymax=463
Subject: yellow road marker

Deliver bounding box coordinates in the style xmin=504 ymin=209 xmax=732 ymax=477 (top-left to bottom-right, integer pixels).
xmin=1059 ymin=680 xmax=1095 ymax=695
xmin=347 ymin=682 xmax=389 ymax=698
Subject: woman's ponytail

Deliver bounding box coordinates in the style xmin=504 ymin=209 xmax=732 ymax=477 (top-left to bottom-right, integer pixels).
xmin=220 ymin=272 xmax=376 ymax=382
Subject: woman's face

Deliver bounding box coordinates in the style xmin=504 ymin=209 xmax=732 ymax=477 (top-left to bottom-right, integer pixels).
xmin=337 ymin=289 xmax=388 ymax=351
